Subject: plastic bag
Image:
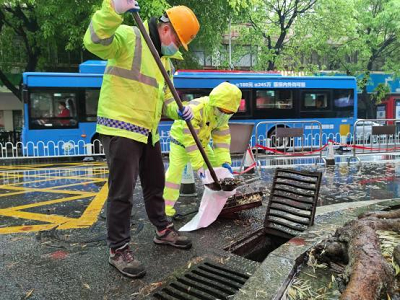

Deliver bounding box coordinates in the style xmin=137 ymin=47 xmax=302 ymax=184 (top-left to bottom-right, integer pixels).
xmin=179 ymin=167 xmax=236 ymax=232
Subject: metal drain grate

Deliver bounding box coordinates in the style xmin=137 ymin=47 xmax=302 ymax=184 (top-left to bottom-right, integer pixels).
xmin=264 ymin=168 xmax=322 ymax=239
xmin=153 ymin=261 xmax=250 ymax=299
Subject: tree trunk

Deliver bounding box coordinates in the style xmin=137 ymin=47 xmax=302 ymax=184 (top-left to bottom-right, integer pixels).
xmin=360 ymin=87 xmax=375 ymax=119
xmin=313 ymin=209 xmax=400 ymax=300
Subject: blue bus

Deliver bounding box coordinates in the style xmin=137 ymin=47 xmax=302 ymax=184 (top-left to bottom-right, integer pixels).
xmin=22 ymin=60 xmax=357 ymax=155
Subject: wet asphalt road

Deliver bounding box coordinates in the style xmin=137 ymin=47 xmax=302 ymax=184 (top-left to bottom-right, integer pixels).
xmin=0 ymin=158 xmax=399 ymax=299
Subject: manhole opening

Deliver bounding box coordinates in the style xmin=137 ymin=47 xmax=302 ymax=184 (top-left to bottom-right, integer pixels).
xmin=153 ymin=261 xmax=251 ymax=300
xmin=224 ymin=168 xmax=322 ymax=262
xmin=224 ymin=228 xmax=288 ymax=262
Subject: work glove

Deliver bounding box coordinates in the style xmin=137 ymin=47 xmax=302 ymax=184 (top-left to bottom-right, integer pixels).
xmin=222 ymin=163 xmax=233 ymax=174
xmin=112 ymin=0 xmax=140 ymax=14
xmin=177 ymin=106 xmax=194 ymax=121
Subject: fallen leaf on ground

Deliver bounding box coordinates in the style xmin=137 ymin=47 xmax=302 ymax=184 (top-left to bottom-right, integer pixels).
xmin=24 ymin=289 xmax=34 ymax=299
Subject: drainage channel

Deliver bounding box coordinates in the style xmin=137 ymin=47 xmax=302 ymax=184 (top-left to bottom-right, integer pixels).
xmin=154 ymin=168 xmax=322 ymax=299
xmin=226 ymin=168 xmax=321 ymax=262
xmin=153 ymin=261 xmax=251 ymax=300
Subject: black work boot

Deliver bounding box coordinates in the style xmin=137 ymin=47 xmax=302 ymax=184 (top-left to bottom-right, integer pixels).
xmin=109 ymin=243 xmax=146 ymax=278
xmin=153 ymin=223 xmax=192 ymax=249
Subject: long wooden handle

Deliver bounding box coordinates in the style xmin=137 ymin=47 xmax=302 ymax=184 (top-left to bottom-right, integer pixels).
xmin=132 ymin=12 xmax=220 ymax=186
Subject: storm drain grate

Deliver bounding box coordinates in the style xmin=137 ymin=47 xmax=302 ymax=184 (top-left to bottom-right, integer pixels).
xmin=153 ymin=261 xmax=251 ymax=299
xmin=264 ymin=168 xmax=322 ymax=239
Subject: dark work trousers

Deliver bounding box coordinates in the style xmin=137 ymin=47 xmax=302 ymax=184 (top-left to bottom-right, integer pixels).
xmin=100 ymin=134 xmax=170 ymax=249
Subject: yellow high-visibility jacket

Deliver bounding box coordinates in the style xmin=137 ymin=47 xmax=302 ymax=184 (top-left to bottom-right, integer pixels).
xmin=83 ymin=0 xmax=181 ymax=145
xmin=170 ymin=97 xmax=231 ymax=170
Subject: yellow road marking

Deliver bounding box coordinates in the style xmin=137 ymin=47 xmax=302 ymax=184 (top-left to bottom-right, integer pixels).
xmin=0 ymin=190 xmax=40 ymax=198
xmin=0 ymin=172 xmax=107 ymax=183
xmin=58 ymin=184 xmax=108 ymax=229
xmin=46 ymin=180 xmax=107 ymax=190
xmin=0 ymin=224 xmax=57 ymax=234
xmin=1 ymin=195 xmax=92 ymax=212
xmin=0 ymin=184 xmax=108 ymax=234
xmin=0 ymin=176 xmax=107 ymax=189
xmin=0 ymin=209 xmax=76 ymax=224
xmin=0 ymin=185 xmax=97 ymax=196
xmin=0 ymin=161 xmax=109 ymax=234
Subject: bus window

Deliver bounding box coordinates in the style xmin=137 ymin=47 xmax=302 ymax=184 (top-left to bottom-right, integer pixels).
xmin=177 ymin=89 xmax=211 ymax=103
xmin=83 ymin=90 xmax=100 ymax=122
xmin=333 ymin=89 xmax=354 ymax=117
xmin=29 ymin=92 xmax=78 ymax=129
xmin=160 ymin=89 xmax=211 ymax=121
xmin=255 ymin=89 xmax=293 ymax=109
xmin=237 ymin=90 xmax=251 ymax=114
xmin=238 ymin=99 xmax=246 ymax=112
xmin=302 ymin=92 xmax=329 ymax=110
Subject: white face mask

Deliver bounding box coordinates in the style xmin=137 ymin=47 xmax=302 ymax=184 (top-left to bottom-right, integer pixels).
xmin=161 ymin=28 xmax=179 ymax=56
xmin=214 ymin=107 xmax=232 ymax=127
xmin=161 ymin=42 xmax=179 ymax=56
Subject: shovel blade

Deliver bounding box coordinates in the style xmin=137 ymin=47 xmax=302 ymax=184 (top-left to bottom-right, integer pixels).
xmin=220 ymin=183 xmax=238 ymax=191
xmin=205 ymin=182 xmax=222 ymax=191
xmin=204 ymin=178 xmax=240 ymax=192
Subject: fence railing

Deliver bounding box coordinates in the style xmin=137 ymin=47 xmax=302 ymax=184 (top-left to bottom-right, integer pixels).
xmin=2 ymin=120 xmax=400 ymax=162
xmin=0 ymin=139 xmax=105 ymax=159
xmin=346 ymin=118 xmax=400 ymax=164
xmin=255 ymin=120 xmax=327 ymax=168
xmin=0 ymin=131 xmax=21 ymax=144
xmin=0 ymin=134 xmax=172 ymax=160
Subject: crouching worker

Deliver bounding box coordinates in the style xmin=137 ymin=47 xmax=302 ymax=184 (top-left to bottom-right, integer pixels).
xmin=163 ymin=82 xmax=242 ymax=219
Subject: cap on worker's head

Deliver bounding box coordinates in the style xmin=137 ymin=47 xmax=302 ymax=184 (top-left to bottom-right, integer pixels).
xmin=209 ymin=82 xmax=242 ymax=113
xmin=165 ymin=6 xmax=200 ymax=51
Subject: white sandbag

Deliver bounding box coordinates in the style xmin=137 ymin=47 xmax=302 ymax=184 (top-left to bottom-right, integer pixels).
xmin=179 ymin=167 xmax=236 ymax=232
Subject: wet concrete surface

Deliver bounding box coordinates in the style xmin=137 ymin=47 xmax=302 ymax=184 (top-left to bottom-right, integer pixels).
xmin=1 ymin=158 xmax=400 ymax=299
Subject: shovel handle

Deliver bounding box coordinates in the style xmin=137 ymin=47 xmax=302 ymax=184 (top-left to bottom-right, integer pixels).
xmin=132 ymin=12 xmax=220 ymax=187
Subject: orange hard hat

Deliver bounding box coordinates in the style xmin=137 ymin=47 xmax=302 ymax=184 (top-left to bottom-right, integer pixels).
xmin=166 ymin=6 xmax=200 ymax=51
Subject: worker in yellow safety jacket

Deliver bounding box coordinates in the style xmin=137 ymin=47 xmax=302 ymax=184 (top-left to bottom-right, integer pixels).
xmin=163 ymin=82 xmax=242 ymax=218
xmin=84 ymin=0 xmax=199 ymax=279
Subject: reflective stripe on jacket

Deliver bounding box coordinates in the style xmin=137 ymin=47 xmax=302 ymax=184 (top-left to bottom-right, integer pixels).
xmin=170 ymin=97 xmax=231 ymax=170
xmin=83 ymin=0 xmax=181 ymax=145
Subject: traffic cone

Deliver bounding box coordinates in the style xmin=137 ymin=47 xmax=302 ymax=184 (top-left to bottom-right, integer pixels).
xmin=243 ymin=147 xmax=256 ymax=174
xmin=325 ymin=141 xmax=335 ymax=166
xmin=179 ymin=163 xmax=197 ymax=197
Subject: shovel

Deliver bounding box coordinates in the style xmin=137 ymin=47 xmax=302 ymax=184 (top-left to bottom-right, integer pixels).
xmin=132 ymin=12 xmax=237 ymax=192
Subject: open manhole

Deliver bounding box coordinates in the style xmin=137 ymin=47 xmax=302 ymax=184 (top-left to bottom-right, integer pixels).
xmin=153 ymin=261 xmax=251 ymax=300
xmin=225 ymin=168 xmax=322 ymax=262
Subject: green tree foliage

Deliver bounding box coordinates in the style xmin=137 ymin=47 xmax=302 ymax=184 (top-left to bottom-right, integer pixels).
xmin=166 ymin=0 xmax=246 ymax=69
xmin=0 ymin=0 xmax=168 ymax=100
xmin=288 ymin=0 xmax=357 ymax=72
xmin=231 ymin=0 xmax=318 ymax=71
xmin=0 ymin=0 xmax=97 ymax=99
xmin=294 ymin=0 xmax=400 ymax=117
xmin=0 ymin=0 xmax=243 ymax=98
xmin=371 ymin=83 xmax=390 ymax=105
